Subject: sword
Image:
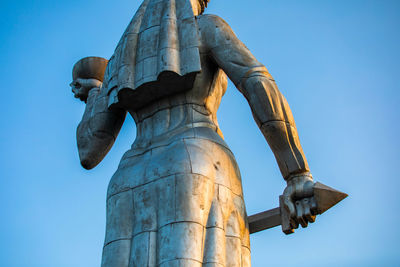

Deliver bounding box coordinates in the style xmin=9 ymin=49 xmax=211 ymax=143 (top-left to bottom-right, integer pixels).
xmin=248 ymin=182 xmax=348 ymax=235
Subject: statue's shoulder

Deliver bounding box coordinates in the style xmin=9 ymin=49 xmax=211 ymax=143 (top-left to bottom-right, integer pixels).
xmin=197 ymin=14 xmax=231 ymax=30
xmin=197 ymin=14 xmax=234 ymax=49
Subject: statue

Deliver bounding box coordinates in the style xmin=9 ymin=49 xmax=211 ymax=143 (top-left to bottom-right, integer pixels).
xmin=70 ymin=0 xmax=346 ymax=266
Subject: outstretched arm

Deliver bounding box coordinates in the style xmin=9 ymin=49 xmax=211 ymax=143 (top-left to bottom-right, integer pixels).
xmin=199 ymin=15 xmax=316 ymax=228
xmin=72 ymin=78 xmax=126 ymax=170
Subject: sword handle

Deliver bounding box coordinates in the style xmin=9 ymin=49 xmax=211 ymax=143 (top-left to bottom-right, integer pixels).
xmin=279 ymin=195 xmax=294 ymax=235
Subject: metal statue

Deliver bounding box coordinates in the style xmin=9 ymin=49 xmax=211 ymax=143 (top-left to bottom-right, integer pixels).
xmin=70 ymin=0 xmax=346 ymax=266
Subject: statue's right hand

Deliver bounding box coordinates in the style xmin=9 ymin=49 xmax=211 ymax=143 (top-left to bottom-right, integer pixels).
xmin=282 ymin=173 xmax=317 ymax=230
xmin=70 ymin=78 xmax=102 ymax=102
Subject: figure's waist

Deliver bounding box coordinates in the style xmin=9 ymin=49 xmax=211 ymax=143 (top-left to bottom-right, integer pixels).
xmin=131 ymin=100 xmax=221 ymax=141
xmin=124 ymin=125 xmax=229 ymax=159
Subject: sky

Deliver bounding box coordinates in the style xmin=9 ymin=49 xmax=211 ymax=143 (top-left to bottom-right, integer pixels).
xmin=0 ymin=0 xmax=399 ymax=266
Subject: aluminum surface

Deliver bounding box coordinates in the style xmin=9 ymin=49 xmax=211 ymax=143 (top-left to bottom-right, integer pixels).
xmin=71 ymin=0 xmax=320 ymax=265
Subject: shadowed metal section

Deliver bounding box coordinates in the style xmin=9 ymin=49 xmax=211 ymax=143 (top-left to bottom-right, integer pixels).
xmin=248 ymin=207 xmax=281 ymax=234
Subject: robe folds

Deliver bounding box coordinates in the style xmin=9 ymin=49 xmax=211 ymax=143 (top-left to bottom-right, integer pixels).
xmin=104 ymin=0 xmax=204 ymax=110
xmin=95 ymin=1 xmax=276 ymax=265
xmin=76 ymin=0 xmax=311 ymax=264
xmin=101 ymin=51 xmax=253 ymax=265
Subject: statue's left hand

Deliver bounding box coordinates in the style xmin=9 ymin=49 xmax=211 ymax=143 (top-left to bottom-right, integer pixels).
xmin=282 ymin=173 xmax=317 ymax=229
xmin=70 ymin=78 xmax=102 ymax=102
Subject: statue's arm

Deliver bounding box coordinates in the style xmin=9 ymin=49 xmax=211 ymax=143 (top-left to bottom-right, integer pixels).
xmin=199 ymin=15 xmax=309 ymax=180
xmin=240 ymin=76 xmax=310 ymax=180
xmin=199 ymin=15 xmax=317 ymax=228
xmin=76 ymin=85 xmax=126 ymax=170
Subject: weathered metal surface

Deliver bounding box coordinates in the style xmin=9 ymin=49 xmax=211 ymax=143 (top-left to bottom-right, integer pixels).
xmin=248 ymin=183 xmax=347 ymax=235
xmin=70 ymin=0 xmax=338 ymax=266
xmin=248 ymin=208 xmax=281 ymax=234
xmin=105 ymin=0 xmax=203 ymax=110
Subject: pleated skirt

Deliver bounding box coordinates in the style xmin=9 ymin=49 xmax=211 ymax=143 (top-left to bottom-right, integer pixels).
xmin=102 ymin=136 xmax=250 ymax=267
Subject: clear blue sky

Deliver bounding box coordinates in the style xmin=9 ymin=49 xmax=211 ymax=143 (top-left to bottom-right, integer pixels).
xmin=1 ymin=0 xmax=399 ymax=266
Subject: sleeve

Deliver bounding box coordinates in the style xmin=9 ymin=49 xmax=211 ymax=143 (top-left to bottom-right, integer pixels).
xmin=76 ymin=83 xmax=126 ymax=170
xmin=198 ymin=15 xmax=310 ymax=179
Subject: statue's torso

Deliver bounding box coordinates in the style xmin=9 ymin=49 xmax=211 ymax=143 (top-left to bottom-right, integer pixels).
xmin=125 ymin=53 xmax=228 ymax=152
xmin=107 ymin=53 xmax=242 ymax=199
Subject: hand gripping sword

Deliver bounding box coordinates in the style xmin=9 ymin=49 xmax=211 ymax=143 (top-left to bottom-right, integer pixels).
xmin=248 ymin=182 xmax=348 ymax=235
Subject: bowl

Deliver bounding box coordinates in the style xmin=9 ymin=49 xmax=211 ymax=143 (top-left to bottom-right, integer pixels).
xmin=72 ymin=56 xmax=108 ymax=82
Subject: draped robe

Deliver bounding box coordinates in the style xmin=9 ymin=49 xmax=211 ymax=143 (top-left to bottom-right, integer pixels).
xmin=76 ymin=1 xmax=310 ymax=266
